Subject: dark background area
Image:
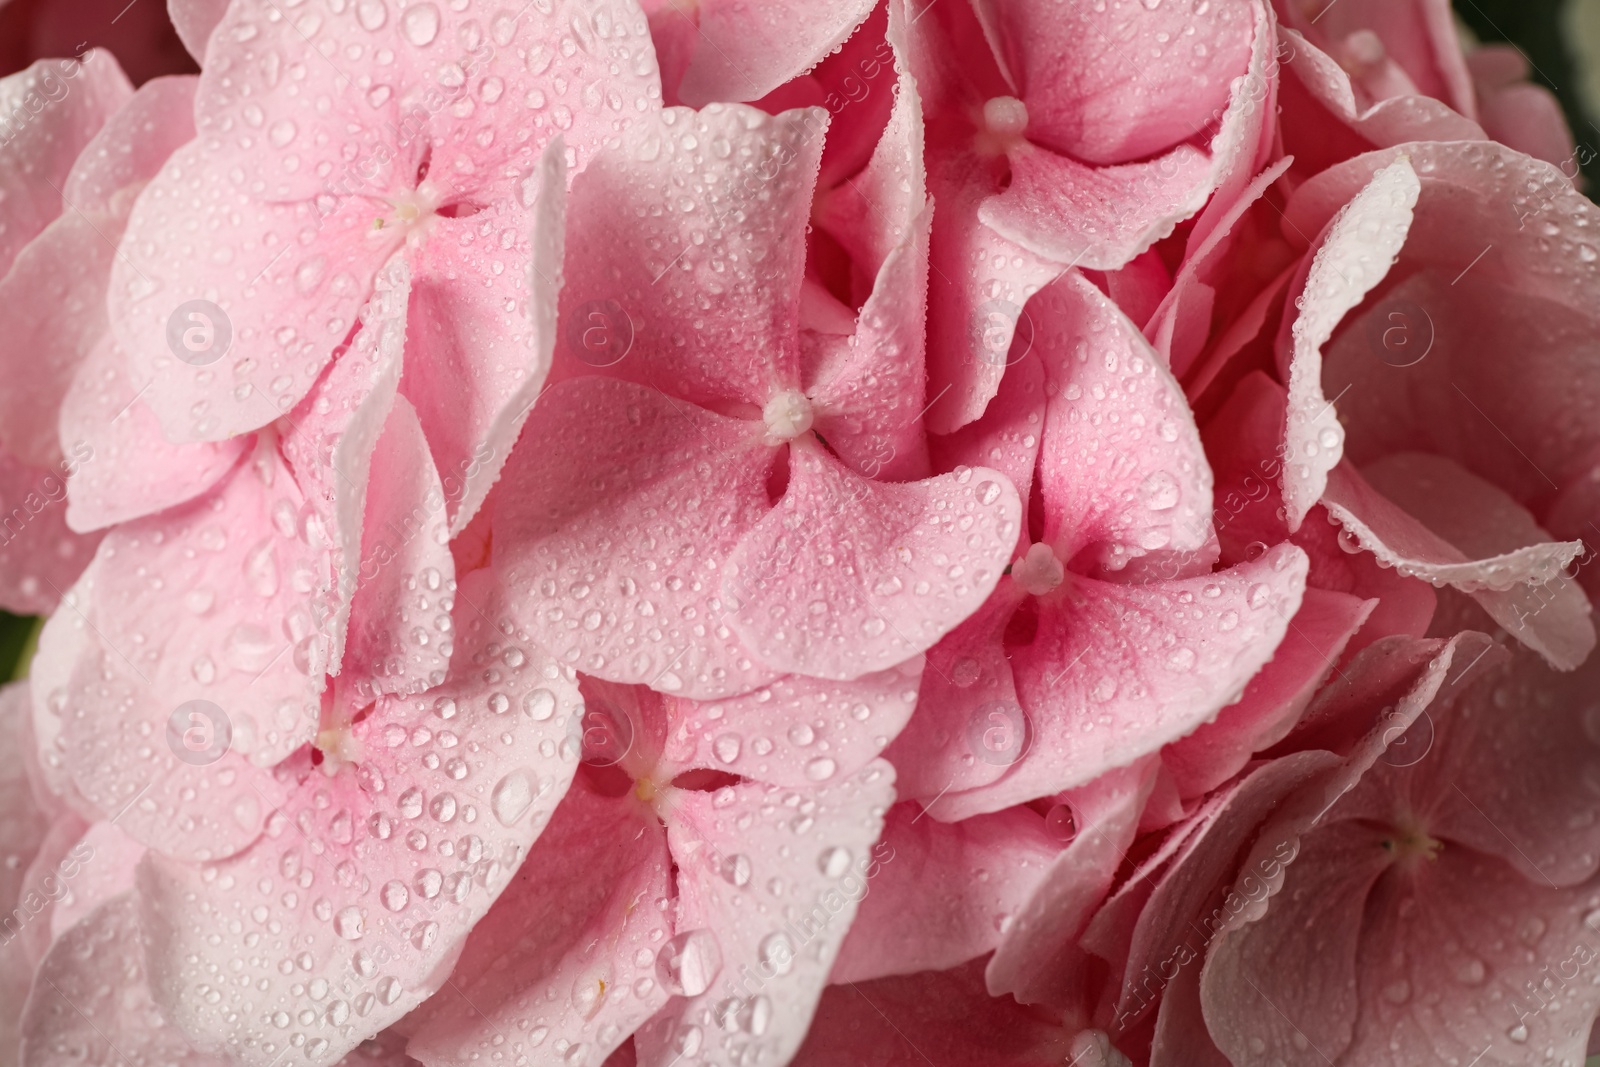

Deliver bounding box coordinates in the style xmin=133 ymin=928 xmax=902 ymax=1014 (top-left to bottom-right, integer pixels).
xmin=0 ymin=0 xmax=1590 ymax=681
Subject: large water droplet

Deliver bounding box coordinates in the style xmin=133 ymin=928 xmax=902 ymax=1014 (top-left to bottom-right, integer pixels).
xmin=491 ymin=768 xmax=538 ymax=826
xmin=657 ymin=930 xmax=722 ymax=997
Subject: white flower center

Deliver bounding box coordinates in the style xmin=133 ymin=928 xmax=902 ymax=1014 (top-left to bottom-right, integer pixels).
xmin=1012 ymin=542 xmax=1065 ymax=596
xmin=373 ymin=179 xmax=443 ymax=237
xmin=983 ymin=96 xmax=1030 ymax=140
xmin=762 ymin=389 xmax=814 ymax=441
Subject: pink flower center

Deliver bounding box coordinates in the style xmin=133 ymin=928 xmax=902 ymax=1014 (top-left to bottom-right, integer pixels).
xmin=977 ymin=95 xmax=1031 ymax=155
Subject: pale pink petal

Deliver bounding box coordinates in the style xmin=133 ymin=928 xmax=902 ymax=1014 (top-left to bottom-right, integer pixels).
xmin=62 ymin=340 xmax=246 ymax=534
xmin=1161 ymin=588 xmax=1374 ymax=799
xmin=1475 ymin=77 xmax=1574 ymax=169
xmin=673 ymin=0 xmax=876 ymax=107
xmin=280 ymin=255 xmax=413 ymax=671
xmin=399 ymin=140 xmax=566 ymax=535
xmin=1322 ymin=459 xmax=1593 ymax=670
xmin=790 ymin=959 xmax=1074 ymax=1067
xmin=985 ymin=759 xmax=1158 ymax=1007
xmin=1278 ymin=157 xmax=1419 ymax=531
xmin=631 ymin=760 xmax=895 ymax=1067
xmin=0 ymin=54 xmax=131 ymax=277
xmin=922 ymin=169 xmax=1061 ymax=434
xmin=551 ymin=105 xmax=824 ymax=410
xmin=404 ymin=776 xmax=673 ymax=1067
xmin=21 ymin=894 xmax=230 ymax=1067
xmin=493 ymin=377 xmax=778 ymax=699
xmin=12 ymin=811 xmax=87 ymax=966
xmin=831 ymin=802 xmax=1058 ymax=983
xmin=725 ymin=441 xmax=1020 ymax=680
xmin=969 ymin=0 xmax=1255 ymax=165
xmin=341 ymin=396 xmax=455 ymax=699
xmin=659 ymin=660 xmax=923 ymax=788
xmin=1034 ymin=272 xmax=1215 ymax=574
xmin=945 ymin=545 xmax=1308 ymax=816
xmin=42 ymin=820 xmax=144 ymax=944
xmin=167 ymin=0 xmax=229 ymax=63
xmin=111 ymin=141 xmax=393 ymax=442
xmin=136 ymin=569 xmax=585 ymax=1067
xmin=0 ymin=681 xmax=55 ymax=934
xmin=0 ymin=450 xmax=102 ymax=614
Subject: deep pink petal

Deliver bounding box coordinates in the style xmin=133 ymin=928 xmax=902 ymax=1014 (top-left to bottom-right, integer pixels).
xmin=725 ymin=441 xmax=1020 ymax=680
xmin=493 ymin=376 xmax=778 ymax=699
xmin=790 ymin=959 xmax=1073 ymax=1067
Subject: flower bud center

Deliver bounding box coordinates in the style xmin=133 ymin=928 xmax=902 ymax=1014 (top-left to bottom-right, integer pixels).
xmin=763 ymin=389 xmax=814 ymax=440
xmin=1012 ymin=542 xmax=1065 ymax=596
xmin=983 ymin=95 xmax=1030 ymax=140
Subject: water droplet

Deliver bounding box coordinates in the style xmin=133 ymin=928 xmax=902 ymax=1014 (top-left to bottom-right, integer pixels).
xmin=719 ymin=854 xmax=751 ymax=887
xmin=657 ymin=930 xmax=722 ymax=997
xmin=401 ymin=2 xmax=440 ymax=45
xmin=817 ymin=847 xmax=851 ymax=878
xmin=491 ymin=768 xmax=538 ymax=825
xmin=334 ymin=906 xmax=364 ymax=940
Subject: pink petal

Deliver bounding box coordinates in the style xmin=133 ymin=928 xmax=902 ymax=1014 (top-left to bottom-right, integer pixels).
xmin=813 ymin=3 xmax=926 ymax=288
xmin=952 ymin=544 xmax=1308 ymax=816
xmin=1346 ymin=849 xmax=1600 ymax=1064
xmin=400 ymin=142 xmax=566 ymax=535
xmin=21 ymin=894 xmax=232 ymax=1067
xmin=1112 ymin=752 xmax=1338 ymax=1032
xmin=1198 ymin=819 xmax=1389 ymax=1065
xmin=111 ymin=140 xmax=393 ymax=442
xmin=167 ymin=0 xmax=229 ymax=63
xmin=62 ymin=341 xmax=246 ymax=535
xmin=404 ymin=776 xmax=674 ymax=1067
xmin=830 ymin=802 xmax=1058 ymax=983
xmin=549 ymin=104 xmax=822 ymax=411
xmin=1161 ymin=587 xmax=1375 ymax=799
xmin=673 ymin=0 xmax=876 ymax=107
xmin=0 ymin=450 xmax=102 ymax=614
xmin=341 ymin=397 xmax=455 ymax=699
xmin=1034 ymin=273 xmax=1215 ymax=574
xmin=281 ymin=256 xmax=413 ymax=671
xmin=1278 ymin=157 xmax=1419 ymax=531
xmin=725 ymin=441 xmax=1021 ymax=680
xmin=969 ymin=0 xmax=1255 ymax=166
xmin=984 ymin=759 xmax=1158 ymax=1008
xmin=136 ymin=568 xmax=586 ymax=1067
xmin=882 ymin=582 xmax=1027 ymax=807
xmin=493 ymin=376 xmax=778 ymax=699
xmin=806 ymin=204 xmax=934 ymax=482
xmin=631 ymin=760 xmax=896 ymax=1067
xmin=41 ymin=820 xmax=145 ymax=944
xmin=0 ymin=54 xmax=131 ymax=278
xmin=1279 ymin=0 xmax=1475 ymax=116
xmin=790 ymin=959 xmax=1073 ymax=1067
xmin=659 ymin=660 xmax=923 ymax=788
xmin=1323 ymin=459 xmax=1594 ymax=670
xmin=0 ymin=681 xmax=55 ymax=926
xmin=57 ymin=444 xmax=326 ymax=860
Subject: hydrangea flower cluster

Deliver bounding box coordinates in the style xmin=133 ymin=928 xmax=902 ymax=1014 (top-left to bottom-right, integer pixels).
xmin=2 ymin=0 xmax=1600 ymax=1065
